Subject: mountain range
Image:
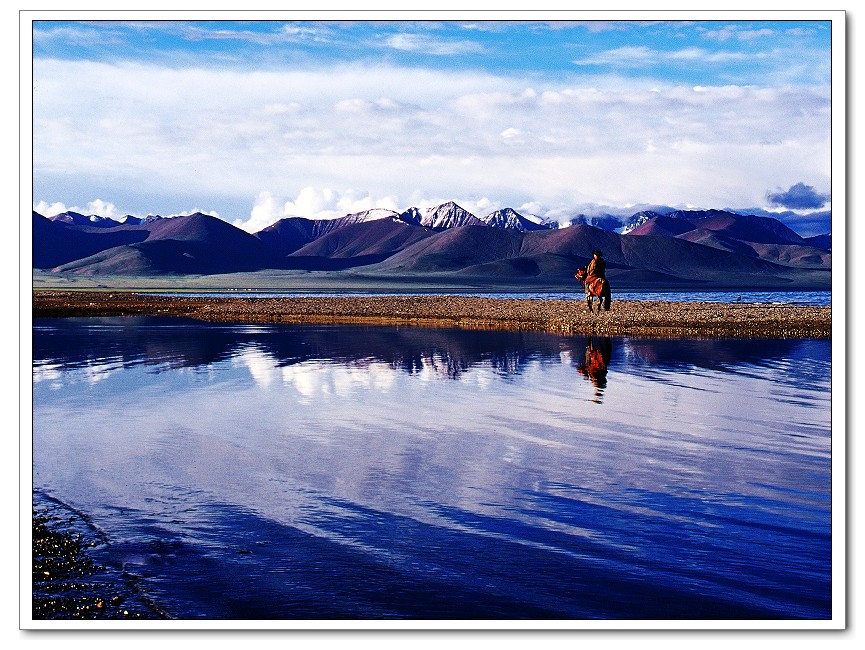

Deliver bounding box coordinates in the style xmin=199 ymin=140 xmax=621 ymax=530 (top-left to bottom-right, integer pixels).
xmin=32 ymin=202 xmax=832 ymax=288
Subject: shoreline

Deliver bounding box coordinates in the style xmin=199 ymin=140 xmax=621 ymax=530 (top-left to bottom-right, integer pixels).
xmin=32 ymin=492 xmax=168 ymax=620
xmin=32 ymin=290 xmax=832 ymax=339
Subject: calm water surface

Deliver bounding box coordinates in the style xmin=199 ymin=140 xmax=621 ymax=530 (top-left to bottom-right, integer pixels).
xmin=32 ymin=318 xmax=832 ymax=620
xmin=156 ymin=290 xmax=831 ymax=305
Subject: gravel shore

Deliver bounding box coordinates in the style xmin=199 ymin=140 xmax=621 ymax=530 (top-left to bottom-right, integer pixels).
xmin=32 ymin=290 xmax=831 ymax=338
xmin=32 ymin=493 xmax=168 ymax=620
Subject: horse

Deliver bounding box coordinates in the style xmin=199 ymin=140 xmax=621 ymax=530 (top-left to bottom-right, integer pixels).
xmin=575 ymin=266 xmax=611 ymax=313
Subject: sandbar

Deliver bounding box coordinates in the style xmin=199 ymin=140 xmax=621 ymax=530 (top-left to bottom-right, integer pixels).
xmin=32 ymin=290 xmax=831 ymax=339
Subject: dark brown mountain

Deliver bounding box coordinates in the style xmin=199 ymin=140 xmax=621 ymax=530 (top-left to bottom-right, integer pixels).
xmin=481 ymin=208 xmax=549 ymax=232
xmin=51 ymin=243 xmax=169 ymax=275
xmin=33 ymin=211 xmax=148 ymax=268
xmin=255 ymin=209 xmax=419 ymax=258
xmin=518 ymin=225 xmax=624 ymax=260
xmin=254 ymin=217 xmax=322 ymax=257
xmin=49 ymin=211 xmax=122 ymax=228
xmin=676 ymin=228 xmax=769 ymax=257
xmin=676 ymin=229 xmax=830 ymax=268
xmin=626 ymin=214 xmax=696 ymax=238
xmin=624 ymin=210 xmax=829 ymax=270
xmin=288 ymin=218 xmax=435 ymax=261
xmin=804 ymin=234 xmax=831 ymax=251
xmin=420 ymin=202 xmax=485 ymax=229
xmin=616 ymin=232 xmax=802 ymax=282
xmin=683 ymin=211 xmax=807 ymax=244
xmin=369 ymin=222 xmax=827 ymax=286
xmin=33 ymin=206 xmax=831 ymax=288
xmin=39 ymin=212 xmax=275 ymax=274
xmin=377 ymin=225 xmax=523 ymax=273
xmin=628 ymin=210 xmax=807 ymax=245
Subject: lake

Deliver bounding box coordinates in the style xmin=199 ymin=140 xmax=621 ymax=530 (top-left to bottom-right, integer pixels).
xmin=31 ymin=317 xmax=832 ymax=622
xmin=155 ymin=290 xmax=832 ymax=306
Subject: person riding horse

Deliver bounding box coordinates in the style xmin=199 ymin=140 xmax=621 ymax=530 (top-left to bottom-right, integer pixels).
xmin=575 ymin=249 xmax=611 ymax=312
xmin=586 ymin=249 xmax=606 ymax=284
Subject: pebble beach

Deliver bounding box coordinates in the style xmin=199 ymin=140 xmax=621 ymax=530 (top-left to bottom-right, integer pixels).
xmin=32 ymin=290 xmax=831 ymax=339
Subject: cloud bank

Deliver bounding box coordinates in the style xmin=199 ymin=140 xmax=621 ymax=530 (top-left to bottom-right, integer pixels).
xmin=766 ymin=182 xmax=830 ymax=210
xmin=30 ymin=19 xmax=834 ymax=235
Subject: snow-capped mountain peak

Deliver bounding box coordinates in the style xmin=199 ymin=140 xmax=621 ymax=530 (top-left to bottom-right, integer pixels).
xmin=398 ymin=207 xmax=423 ymax=225
xmin=421 ymin=202 xmax=483 ymax=229
xmin=618 ymin=211 xmax=660 ymax=234
xmin=482 ymin=208 xmax=549 ymax=232
xmin=340 ymin=208 xmax=400 ymax=223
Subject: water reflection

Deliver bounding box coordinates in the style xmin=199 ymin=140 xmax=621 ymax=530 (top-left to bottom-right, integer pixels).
xmin=31 ymin=317 xmax=832 ymax=620
xmin=576 ymin=337 xmax=612 ymax=401
xmin=34 ymin=317 xmax=824 ymax=389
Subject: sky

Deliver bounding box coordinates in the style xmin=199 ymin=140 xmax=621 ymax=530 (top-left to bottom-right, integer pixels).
xmin=28 ymin=14 xmax=837 ymax=236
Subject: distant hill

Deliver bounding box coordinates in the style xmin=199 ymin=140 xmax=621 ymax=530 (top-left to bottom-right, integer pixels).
xmin=624 ymin=210 xmax=828 ymax=269
xmin=255 ymin=209 xmax=406 ymax=258
xmin=805 ymin=234 xmax=831 ymax=251
xmin=681 ymin=210 xmax=807 ymax=245
xmin=378 ymin=224 xmax=523 ymax=273
xmin=286 ymin=218 xmax=436 ymax=269
xmin=421 ymin=202 xmax=485 ymax=230
xmin=254 ymin=217 xmax=323 ymax=257
xmin=481 ymin=208 xmax=549 ymax=232
xmin=32 ymin=204 xmax=831 ymax=288
xmin=626 ymin=214 xmax=699 ymax=238
xmin=367 ymin=221 xmax=827 ymax=288
xmin=518 ymin=225 xmax=624 ymax=260
xmin=42 ymin=212 xmax=275 ymax=275
xmin=33 ymin=212 xmax=148 ymax=268
xmin=49 ymin=211 xmax=121 ymax=228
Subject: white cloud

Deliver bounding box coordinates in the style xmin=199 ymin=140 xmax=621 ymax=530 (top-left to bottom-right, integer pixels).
xmin=232 ymin=191 xmax=284 ymax=233
xmin=575 ymin=45 xmax=749 ymax=68
xmin=669 ymin=47 xmax=708 ymax=60
xmin=278 ymin=23 xmax=335 ymax=43
xmin=33 ymin=23 xmax=125 ymax=47
xmin=86 ymin=199 xmax=118 ymax=219
xmin=233 ymin=187 xmax=404 ymax=231
xmin=286 ymin=187 xmax=340 ymax=217
xmin=32 ymin=198 xmax=124 ymax=219
xmin=573 ymin=46 xmax=657 ymax=67
xmin=33 ymin=200 xmax=67 ymax=217
xmin=262 ymin=102 xmax=303 ymax=115
xmin=32 ymin=58 xmax=830 ymax=221
xmin=700 ymin=25 xmax=776 ymax=42
xmin=737 ymin=29 xmax=776 ymax=42
xmin=382 ymin=33 xmax=483 ymax=56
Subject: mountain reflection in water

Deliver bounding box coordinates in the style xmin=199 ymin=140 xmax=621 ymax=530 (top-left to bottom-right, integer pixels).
xmin=33 ymin=316 xmax=823 ymax=383
xmin=32 ymin=317 xmax=832 ymax=621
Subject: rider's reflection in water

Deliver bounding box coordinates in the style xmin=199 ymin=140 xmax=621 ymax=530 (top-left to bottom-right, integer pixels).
xmin=576 ymin=336 xmax=612 ymax=402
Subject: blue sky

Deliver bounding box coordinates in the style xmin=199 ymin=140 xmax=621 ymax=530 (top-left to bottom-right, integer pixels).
xmin=29 ymin=15 xmax=837 ymax=235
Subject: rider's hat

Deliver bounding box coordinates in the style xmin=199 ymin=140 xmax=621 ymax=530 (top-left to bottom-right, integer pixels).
xmin=593 ymin=249 xmax=603 ymax=256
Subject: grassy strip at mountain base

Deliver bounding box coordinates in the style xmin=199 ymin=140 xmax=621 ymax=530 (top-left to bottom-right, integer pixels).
xmin=32 ymin=269 xmax=579 ymax=293
xmin=32 ymin=268 xmax=831 ymax=293
xmin=32 ymin=290 xmax=831 ymax=339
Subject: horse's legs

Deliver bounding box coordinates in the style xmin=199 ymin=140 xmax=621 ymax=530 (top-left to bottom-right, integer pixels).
xmin=586 ymin=293 xmax=593 ymax=313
